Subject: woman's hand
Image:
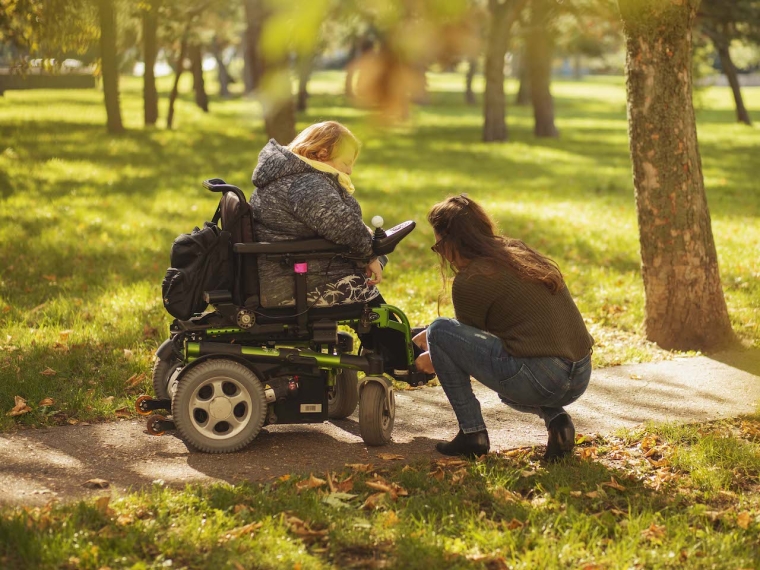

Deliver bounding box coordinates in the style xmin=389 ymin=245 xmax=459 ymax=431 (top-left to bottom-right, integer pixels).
xmin=412 ymin=329 xmax=428 ymax=351
xmin=415 ymin=351 xmax=435 ymax=374
xmin=365 ymin=258 xmax=383 ymax=285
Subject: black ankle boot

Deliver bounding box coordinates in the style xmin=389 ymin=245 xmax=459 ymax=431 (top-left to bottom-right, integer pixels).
xmin=544 ymin=414 xmax=575 ymax=461
xmin=436 ymin=430 xmax=490 ymax=458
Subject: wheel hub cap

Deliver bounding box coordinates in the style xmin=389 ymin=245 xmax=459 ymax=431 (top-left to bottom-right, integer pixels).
xmin=209 ymin=397 xmax=232 ymax=419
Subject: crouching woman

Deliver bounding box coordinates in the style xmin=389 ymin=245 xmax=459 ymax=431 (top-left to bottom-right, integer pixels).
xmin=414 ymin=195 xmax=594 ymax=460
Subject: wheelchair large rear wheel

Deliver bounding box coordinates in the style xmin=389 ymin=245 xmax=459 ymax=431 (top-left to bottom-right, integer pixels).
xmin=359 ymin=381 xmax=394 ymax=446
xmin=152 ymin=354 xmax=182 ymax=401
xmin=172 ymin=359 xmax=266 ymax=453
xmin=328 ymin=369 xmax=359 ymax=419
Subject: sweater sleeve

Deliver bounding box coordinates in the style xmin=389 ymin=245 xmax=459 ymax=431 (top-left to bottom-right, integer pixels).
xmin=452 ymin=270 xmax=501 ymax=332
xmin=288 ymin=173 xmax=373 ymax=256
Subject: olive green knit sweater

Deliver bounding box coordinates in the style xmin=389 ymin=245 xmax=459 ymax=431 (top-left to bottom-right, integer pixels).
xmin=452 ymin=259 xmax=593 ymax=361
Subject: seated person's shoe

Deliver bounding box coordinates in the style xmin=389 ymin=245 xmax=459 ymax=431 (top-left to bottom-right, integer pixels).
xmin=436 ymin=429 xmax=490 ymax=458
xmin=544 ymin=414 xmax=575 ymax=462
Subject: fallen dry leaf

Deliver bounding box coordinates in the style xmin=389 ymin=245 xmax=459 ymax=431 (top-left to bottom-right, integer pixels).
xmin=94 ymin=496 xmax=111 ymax=514
xmin=737 ymin=511 xmax=751 ymax=530
xmin=38 ymin=398 xmax=54 ymax=407
xmin=601 ymin=477 xmax=626 ymax=492
xmin=42 ymin=274 xmax=57 ymax=282
xmin=295 ymin=474 xmax=327 ymax=493
xmin=377 ymin=453 xmax=404 ymax=461
xmin=361 ymin=492 xmax=387 ymax=510
xmin=125 ymin=373 xmax=146 ymax=388
xmin=641 ymin=522 xmax=666 ymax=541
xmin=383 ymin=510 xmax=400 ymax=527
xmin=278 ymin=474 xmax=291 ymax=483
xmin=41 ymin=367 xmax=56 ymax=376
xmin=7 ymin=395 xmax=32 ymax=417
xmin=59 ymin=330 xmax=74 ymax=339
xmin=430 ymin=467 xmax=446 ymax=481
xmin=83 ymin=479 xmax=110 ymax=489
xmin=505 ymin=518 xmax=524 ymax=530
xmin=123 ymin=349 xmax=134 ymax=360
xmin=345 ymin=463 xmax=373 ymax=472
xmin=114 ymin=407 xmax=131 ymax=418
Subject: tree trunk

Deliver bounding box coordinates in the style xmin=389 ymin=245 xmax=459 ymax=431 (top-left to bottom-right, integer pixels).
xmin=465 ymin=57 xmax=477 ymax=105
xmin=619 ymin=0 xmax=735 ymax=351
xmin=142 ymin=0 xmax=159 ymax=126
xmin=483 ymin=0 xmax=526 ymax=142
xmin=715 ymin=42 xmax=752 ymax=126
xmin=527 ymin=0 xmax=558 ymax=138
xmin=242 ymin=30 xmax=254 ymax=93
xmin=98 ymin=0 xmax=124 ymax=133
xmin=296 ymin=54 xmax=313 ymax=112
xmin=166 ymin=34 xmax=188 ymax=129
xmin=265 ymin=88 xmax=296 ymax=144
xmin=243 ymin=0 xmax=265 ymax=93
xmin=515 ymin=55 xmax=530 ymax=106
xmin=212 ymin=35 xmax=233 ymax=98
xmin=189 ymin=43 xmax=209 ymax=112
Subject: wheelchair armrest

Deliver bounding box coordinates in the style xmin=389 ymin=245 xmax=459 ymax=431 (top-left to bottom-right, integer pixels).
xmin=233 ymin=239 xmax=350 ymax=255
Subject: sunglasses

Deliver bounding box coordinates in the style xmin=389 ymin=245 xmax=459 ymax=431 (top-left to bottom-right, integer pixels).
xmin=431 ymin=237 xmax=445 ymax=254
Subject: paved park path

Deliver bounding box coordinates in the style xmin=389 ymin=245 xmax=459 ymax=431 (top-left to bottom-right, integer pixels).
xmin=2 ymin=349 xmax=759 ymax=506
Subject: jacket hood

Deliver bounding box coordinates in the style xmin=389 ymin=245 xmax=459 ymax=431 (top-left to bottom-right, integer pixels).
xmin=251 ymin=139 xmax=313 ymax=188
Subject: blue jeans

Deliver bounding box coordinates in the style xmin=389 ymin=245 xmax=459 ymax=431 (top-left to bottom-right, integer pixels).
xmin=427 ymin=318 xmax=592 ymax=434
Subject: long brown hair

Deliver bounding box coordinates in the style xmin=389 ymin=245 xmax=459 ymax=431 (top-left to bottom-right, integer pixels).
xmin=427 ymin=195 xmax=565 ymax=294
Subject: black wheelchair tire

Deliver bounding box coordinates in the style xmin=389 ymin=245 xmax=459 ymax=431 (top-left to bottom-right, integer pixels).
xmin=172 ymin=359 xmax=267 ymax=453
xmin=152 ymin=356 xmax=181 ymax=401
xmin=359 ymin=382 xmax=394 ymax=446
xmin=328 ymin=369 xmax=360 ymax=419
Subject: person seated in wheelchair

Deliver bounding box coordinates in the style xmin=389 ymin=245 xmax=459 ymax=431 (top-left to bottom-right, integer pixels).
xmin=250 ymin=121 xmax=382 ymax=308
xmin=250 ymin=121 xmax=413 ymax=372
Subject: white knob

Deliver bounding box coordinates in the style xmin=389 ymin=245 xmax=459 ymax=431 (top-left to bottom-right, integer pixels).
xmin=371 ymin=215 xmax=384 ymax=228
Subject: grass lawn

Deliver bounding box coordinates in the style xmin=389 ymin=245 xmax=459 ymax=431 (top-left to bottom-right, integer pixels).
xmin=2 ymin=414 xmax=760 ymax=568
xmin=1 ymin=71 xmax=760 ymax=568
xmin=1 ymin=70 xmax=758 ymax=431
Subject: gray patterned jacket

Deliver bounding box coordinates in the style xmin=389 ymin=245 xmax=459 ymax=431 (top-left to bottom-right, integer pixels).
xmin=250 ymin=140 xmax=379 ymax=307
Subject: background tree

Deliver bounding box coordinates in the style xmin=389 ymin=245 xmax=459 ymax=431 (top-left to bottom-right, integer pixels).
xmin=482 ymin=0 xmax=528 ymax=142
xmin=697 ymin=0 xmax=760 ymax=126
xmin=140 ymin=0 xmax=161 ymax=126
xmin=525 ymin=0 xmax=558 ymax=137
xmin=98 ymin=0 xmax=124 ymax=133
xmin=618 ymin=0 xmax=735 ymax=351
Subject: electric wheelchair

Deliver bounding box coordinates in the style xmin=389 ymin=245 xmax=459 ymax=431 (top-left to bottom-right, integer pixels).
xmin=135 ymin=178 xmax=427 ymax=453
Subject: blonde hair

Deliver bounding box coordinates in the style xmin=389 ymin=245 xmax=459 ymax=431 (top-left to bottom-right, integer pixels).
xmin=287 ymin=121 xmax=361 ymax=162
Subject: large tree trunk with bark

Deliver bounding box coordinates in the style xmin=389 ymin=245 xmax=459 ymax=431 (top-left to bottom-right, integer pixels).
xmin=142 ymin=0 xmax=159 ymax=126
xmin=189 ymin=43 xmax=209 ymax=112
xmin=527 ymin=0 xmax=558 ymax=138
xmin=715 ymin=41 xmax=752 ymax=126
xmin=619 ymin=0 xmax=735 ymax=351
xmin=98 ymin=0 xmax=124 ymax=133
xmin=483 ymin=0 xmax=526 ymax=142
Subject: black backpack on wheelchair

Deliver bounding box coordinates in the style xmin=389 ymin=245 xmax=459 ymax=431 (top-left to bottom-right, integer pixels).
xmin=136 ymin=178 xmax=425 ymax=453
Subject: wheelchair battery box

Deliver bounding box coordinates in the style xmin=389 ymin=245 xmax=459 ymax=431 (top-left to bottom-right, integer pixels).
xmin=270 ymin=373 xmax=328 ymax=424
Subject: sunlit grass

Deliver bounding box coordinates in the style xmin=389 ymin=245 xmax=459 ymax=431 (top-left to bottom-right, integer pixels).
xmin=0 ymin=71 xmax=758 ymax=430
xmin=2 ymin=415 xmax=760 ymax=569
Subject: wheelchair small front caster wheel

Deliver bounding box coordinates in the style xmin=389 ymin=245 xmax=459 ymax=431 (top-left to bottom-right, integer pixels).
xmin=359 ymin=381 xmax=394 ymax=446
xmin=135 ymin=395 xmax=154 ymax=416
xmin=146 ymin=414 xmax=173 ymax=436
